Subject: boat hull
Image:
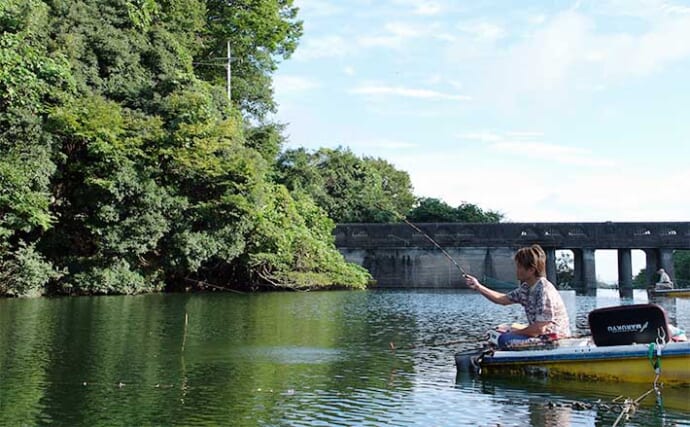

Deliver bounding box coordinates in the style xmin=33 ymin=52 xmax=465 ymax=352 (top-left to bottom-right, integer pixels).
xmin=456 ymin=341 xmax=690 ymax=386
xmin=648 ymin=288 xmax=690 ymax=298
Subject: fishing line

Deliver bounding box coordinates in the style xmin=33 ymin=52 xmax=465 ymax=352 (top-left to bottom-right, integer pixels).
xmin=377 ymin=204 xmax=468 ymax=276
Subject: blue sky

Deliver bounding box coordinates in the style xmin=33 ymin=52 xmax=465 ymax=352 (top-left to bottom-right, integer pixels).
xmin=270 ymin=0 xmax=690 ymax=281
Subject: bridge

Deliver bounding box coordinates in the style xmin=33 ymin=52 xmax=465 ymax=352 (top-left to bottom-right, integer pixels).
xmin=334 ymin=222 xmax=690 ymax=291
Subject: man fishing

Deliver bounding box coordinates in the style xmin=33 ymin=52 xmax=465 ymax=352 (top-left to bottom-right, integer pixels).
xmin=656 ymin=268 xmax=674 ymax=289
xmin=464 ymin=244 xmax=571 ymax=349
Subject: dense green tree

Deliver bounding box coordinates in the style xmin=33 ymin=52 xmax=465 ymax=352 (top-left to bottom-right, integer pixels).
xmin=38 ymin=0 xmax=211 ymax=288
xmin=405 ymin=198 xmax=454 ymax=222
xmin=406 ymin=197 xmax=503 ymax=223
xmin=197 ymin=0 xmax=303 ymax=119
xmin=43 ymin=94 xmax=179 ymax=293
xmin=244 ymin=121 xmax=286 ymax=164
xmin=2 ymin=0 xmax=512 ymax=297
xmin=275 ymin=147 xmax=416 ymax=223
xmin=0 ymin=0 xmax=74 ymax=296
xmin=555 ymin=251 xmax=574 ymax=289
xmin=244 ymin=184 xmax=369 ymax=289
xmin=673 ymin=250 xmax=690 ymax=287
xmin=632 ymin=268 xmax=647 ymax=287
xmin=631 ymin=252 xmax=690 ymax=288
xmin=0 ymin=0 xmax=369 ymax=296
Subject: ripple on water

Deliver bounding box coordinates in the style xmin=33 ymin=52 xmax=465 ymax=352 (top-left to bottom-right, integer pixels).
xmin=235 ymin=346 xmax=346 ymax=365
xmin=2 ymin=289 xmax=689 ymax=427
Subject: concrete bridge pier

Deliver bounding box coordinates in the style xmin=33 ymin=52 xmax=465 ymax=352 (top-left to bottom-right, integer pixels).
xmin=617 ymin=248 xmax=632 ymax=297
xmin=660 ymin=249 xmax=675 ymax=279
xmin=645 ymin=249 xmax=659 ymax=285
xmin=573 ymin=248 xmax=597 ymax=291
xmin=645 ymin=248 xmax=675 ymax=285
xmin=545 ymin=247 xmax=557 ymax=285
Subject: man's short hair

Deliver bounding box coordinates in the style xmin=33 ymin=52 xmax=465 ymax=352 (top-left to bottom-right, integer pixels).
xmin=514 ymin=244 xmax=547 ymax=277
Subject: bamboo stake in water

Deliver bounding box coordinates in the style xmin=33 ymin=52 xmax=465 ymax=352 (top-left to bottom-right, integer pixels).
xmin=181 ymin=312 xmax=189 ymax=352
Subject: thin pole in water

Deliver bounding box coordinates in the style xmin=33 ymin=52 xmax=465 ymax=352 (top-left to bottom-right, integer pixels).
xmin=182 ymin=312 xmax=189 ymax=352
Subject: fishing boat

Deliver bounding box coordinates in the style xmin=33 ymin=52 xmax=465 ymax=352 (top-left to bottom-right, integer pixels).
xmin=647 ymin=287 xmax=690 ymax=299
xmin=455 ymin=303 xmax=690 ymax=386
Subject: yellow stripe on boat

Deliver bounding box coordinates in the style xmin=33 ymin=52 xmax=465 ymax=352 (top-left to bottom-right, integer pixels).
xmin=476 ymin=341 xmax=690 ymax=386
xmin=648 ymin=288 xmax=690 ymax=298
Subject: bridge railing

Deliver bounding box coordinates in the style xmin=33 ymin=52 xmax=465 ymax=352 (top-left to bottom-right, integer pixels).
xmin=334 ymin=222 xmax=690 ymax=250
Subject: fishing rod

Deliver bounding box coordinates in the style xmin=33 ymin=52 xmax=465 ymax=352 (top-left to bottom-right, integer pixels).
xmin=377 ymin=204 xmax=469 ymax=277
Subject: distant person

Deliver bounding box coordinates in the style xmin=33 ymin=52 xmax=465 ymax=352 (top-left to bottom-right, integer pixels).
xmin=656 ymin=268 xmax=674 ymax=289
xmin=464 ymin=244 xmax=571 ymax=349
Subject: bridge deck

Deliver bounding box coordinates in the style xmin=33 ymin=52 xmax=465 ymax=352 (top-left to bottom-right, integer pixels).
xmin=335 ymin=222 xmax=690 ymax=250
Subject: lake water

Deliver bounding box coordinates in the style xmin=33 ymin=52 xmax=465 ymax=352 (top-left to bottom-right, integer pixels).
xmin=1 ymin=289 xmax=688 ymax=426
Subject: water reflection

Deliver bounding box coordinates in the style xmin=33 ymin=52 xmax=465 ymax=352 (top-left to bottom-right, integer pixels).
xmin=0 ymin=289 xmax=687 ymax=426
xmin=455 ymin=373 xmax=690 ymax=426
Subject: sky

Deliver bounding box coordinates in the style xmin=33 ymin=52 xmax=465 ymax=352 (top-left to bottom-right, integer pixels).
xmin=269 ymin=0 xmax=690 ymax=281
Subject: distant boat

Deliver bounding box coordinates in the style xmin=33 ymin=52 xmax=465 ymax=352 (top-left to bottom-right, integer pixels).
xmin=456 ymin=303 xmax=690 ymax=386
xmin=648 ymin=286 xmax=690 ymax=299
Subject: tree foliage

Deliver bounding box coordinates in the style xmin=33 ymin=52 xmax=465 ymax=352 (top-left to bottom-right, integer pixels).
xmin=246 ymin=185 xmax=369 ymax=289
xmin=0 ymin=0 xmax=367 ymax=296
xmin=0 ymin=0 xmax=74 ymax=294
xmin=275 ymin=147 xmax=416 ymax=223
xmin=673 ymin=250 xmax=690 ymax=287
xmin=632 ymin=268 xmax=647 ymax=287
xmin=630 ymin=251 xmax=690 ymax=288
xmin=555 ymin=251 xmax=574 ymax=289
xmin=1 ymin=0 xmax=508 ymax=297
xmin=406 ymin=197 xmax=503 ymax=223
xmin=197 ymin=0 xmax=303 ymax=119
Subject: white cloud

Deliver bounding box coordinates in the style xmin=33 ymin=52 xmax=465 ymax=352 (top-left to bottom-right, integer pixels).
xmin=390 ymin=0 xmax=443 ymax=16
xmin=466 ymin=8 xmax=690 ymax=105
xmin=458 ymin=130 xmax=546 ymax=143
xmin=620 ymin=17 xmax=690 ymax=75
xmin=356 ymin=20 xmax=452 ymax=49
xmin=273 ymin=75 xmax=320 ymax=93
xmin=294 ymin=0 xmax=344 ymax=17
xmin=415 ymin=2 xmax=442 ymax=16
xmin=356 ymin=23 xmax=426 ymax=49
xmin=351 ymin=84 xmax=471 ymax=101
xmin=293 ymin=36 xmax=354 ymax=60
xmin=456 ymin=131 xmax=504 ymax=142
xmin=527 ymin=13 xmax=547 ymax=25
xmin=357 ymin=35 xmax=404 ymax=49
xmin=490 ymin=141 xmax=616 ymax=167
xmin=388 ymin=149 xmax=689 ymax=224
xmin=384 ymin=22 xmax=427 ymax=38
xmin=504 ymin=131 xmax=545 ymax=139
xmin=597 ymin=0 xmax=690 ymax=18
xmin=506 ymin=11 xmax=588 ymax=90
xmin=274 ymin=0 xmax=690 ymax=231
xmin=662 ymin=3 xmax=690 ymax=15
xmin=458 ymin=21 xmax=507 ymax=41
xmin=349 ymin=138 xmax=418 ymax=149
xmin=457 ymin=131 xmax=615 ymax=167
